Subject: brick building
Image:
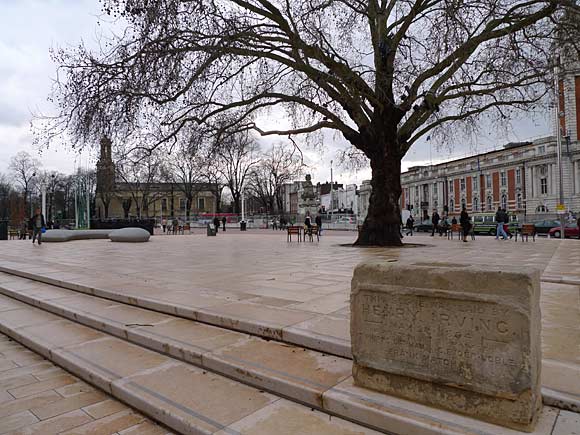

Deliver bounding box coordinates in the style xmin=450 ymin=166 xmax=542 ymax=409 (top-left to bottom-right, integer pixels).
xmin=401 ymin=55 xmax=580 ymax=221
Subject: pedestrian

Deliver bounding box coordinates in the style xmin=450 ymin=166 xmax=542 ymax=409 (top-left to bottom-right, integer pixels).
xmin=172 ymin=217 xmax=179 ymax=235
xmin=431 ymin=209 xmax=440 ymax=236
xmin=495 ymin=207 xmax=508 ymax=240
xmin=405 ymin=215 xmax=414 ymax=236
xmin=315 ymin=214 xmax=322 ymax=235
xmin=439 ymin=215 xmax=450 ymax=236
xmin=272 ymin=217 xmax=278 ymax=230
xmin=503 ymin=209 xmax=513 ymax=239
xmin=460 ymin=206 xmax=470 ymax=243
xmin=222 ymin=217 xmax=227 ymax=232
xmin=213 ymin=216 xmax=220 ymax=233
xmin=30 ymin=208 xmax=45 ymax=245
xmin=451 ymin=216 xmax=457 ymax=225
xmin=304 ymin=212 xmax=312 ymax=229
xmin=162 ymin=218 xmax=167 ymax=233
xmin=20 ymin=220 xmax=28 ymax=240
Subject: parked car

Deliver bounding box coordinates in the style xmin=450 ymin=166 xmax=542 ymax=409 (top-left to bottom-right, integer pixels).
xmin=533 ymin=220 xmax=561 ymax=234
xmin=471 ymin=213 xmax=519 ymax=236
xmin=336 ymin=216 xmax=356 ymax=224
xmin=548 ymin=224 xmax=579 ymax=239
xmin=413 ymin=220 xmax=433 ymax=232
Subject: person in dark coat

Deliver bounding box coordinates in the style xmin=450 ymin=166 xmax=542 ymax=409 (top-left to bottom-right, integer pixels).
xmin=221 ymin=217 xmax=227 ymax=231
xmin=431 ymin=209 xmax=440 ymax=236
xmin=315 ymin=214 xmax=322 ymax=235
xmin=405 ymin=215 xmax=414 ymax=236
xmin=30 ymin=208 xmax=46 ymax=245
xmin=213 ymin=216 xmax=220 ymax=233
xmin=460 ymin=206 xmax=470 ymax=242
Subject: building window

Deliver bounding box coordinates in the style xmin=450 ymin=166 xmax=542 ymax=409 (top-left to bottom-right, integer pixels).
xmin=161 ymin=198 xmax=167 ymax=212
xmin=486 ymin=195 xmax=493 ymax=211
xmin=433 ymin=183 xmax=438 ymax=196
xmin=536 ymin=205 xmax=548 ymax=213
xmin=473 ymin=197 xmax=479 ymax=212
xmin=538 ymin=146 xmax=545 ymax=154
xmin=179 ymin=198 xmax=186 ymax=210
xmin=460 ymin=178 xmax=466 ymax=191
xmin=422 ymin=184 xmax=429 ymax=200
xmin=472 ymin=176 xmax=479 ymax=191
xmin=449 ymin=198 xmax=455 ymax=211
xmin=461 ymin=198 xmax=466 ymax=209
xmin=515 ymin=168 xmax=521 ymax=185
xmin=448 ymin=180 xmax=454 ymax=193
xmin=197 ymin=197 xmax=205 ymax=210
xmin=540 ymin=178 xmax=548 ymax=195
xmin=501 ymin=194 xmax=507 ymax=210
xmin=500 ymin=172 xmax=507 ymax=187
xmin=516 ymin=193 xmax=522 ymax=210
xmin=415 ymin=186 xmax=419 ymax=197
xmin=486 ymin=174 xmax=492 ymax=189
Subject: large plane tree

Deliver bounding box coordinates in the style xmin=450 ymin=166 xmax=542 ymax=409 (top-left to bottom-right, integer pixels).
xmin=41 ymin=0 xmax=579 ymax=245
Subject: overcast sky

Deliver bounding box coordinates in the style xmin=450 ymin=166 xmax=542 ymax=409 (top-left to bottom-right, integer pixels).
xmin=0 ymin=0 xmax=552 ymax=185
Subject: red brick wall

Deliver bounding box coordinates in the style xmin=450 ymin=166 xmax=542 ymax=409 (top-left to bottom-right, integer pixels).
xmin=466 ymin=176 xmax=472 ymax=210
xmin=492 ymin=172 xmax=500 ymax=206
xmin=507 ymin=169 xmax=515 ymax=201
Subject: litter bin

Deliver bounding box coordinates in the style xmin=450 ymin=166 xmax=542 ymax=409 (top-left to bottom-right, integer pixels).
xmin=0 ymin=220 xmax=8 ymax=240
xmin=206 ymin=223 xmax=217 ymax=236
xmin=240 ymin=221 xmax=247 ymax=231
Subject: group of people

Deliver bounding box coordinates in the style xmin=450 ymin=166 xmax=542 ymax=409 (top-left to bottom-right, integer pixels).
xmin=405 ymin=207 xmax=473 ymax=242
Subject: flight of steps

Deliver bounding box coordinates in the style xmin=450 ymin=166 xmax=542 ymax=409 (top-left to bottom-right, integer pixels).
xmin=0 ymin=271 xmax=569 ymax=435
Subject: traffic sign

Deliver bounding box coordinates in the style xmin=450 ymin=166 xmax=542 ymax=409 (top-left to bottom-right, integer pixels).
xmin=556 ymin=204 xmax=566 ymax=212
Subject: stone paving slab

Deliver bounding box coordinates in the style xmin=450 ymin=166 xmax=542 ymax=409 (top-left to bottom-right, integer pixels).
xmin=0 ymin=333 xmax=173 ymax=435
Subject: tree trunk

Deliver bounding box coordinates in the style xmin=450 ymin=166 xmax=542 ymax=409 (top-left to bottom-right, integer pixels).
xmin=355 ymin=151 xmax=402 ymax=246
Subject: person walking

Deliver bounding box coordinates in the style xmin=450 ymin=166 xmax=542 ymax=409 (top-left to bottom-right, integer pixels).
xmin=431 ymin=209 xmax=440 ymax=236
xmin=213 ymin=216 xmax=220 ymax=233
xmin=30 ymin=208 xmax=45 ymax=245
xmin=495 ymin=207 xmax=508 ymax=240
xmin=460 ymin=206 xmax=470 ymax=242
xmin=315 ymin=214 xmax=322 ymax=235
xmin=221 ymin=217 xmax=227 ymax=232
xmin=405 ymin=215 xmax=414 ymax=236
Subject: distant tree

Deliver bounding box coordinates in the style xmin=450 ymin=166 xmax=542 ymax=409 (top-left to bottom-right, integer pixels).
xmin=116 ymin=151 xmax=164 ymax=218
xmin=216 ymin=131 xmax=261 ymax=214
xmin=40 ymin=0 xmax=580 ymax=245
xmin=164 ymin=128 xmax=208 ymax=220
xmin=0 ymin=173 xmax=13 ymax=221
xmin=8 ymin=151 xmax=41 ymax=215
xmin=247 ymin=143 xmax=303 ymax=213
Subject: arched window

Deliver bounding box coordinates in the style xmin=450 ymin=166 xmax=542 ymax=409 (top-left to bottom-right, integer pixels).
xmin=516 ymin=193 xmax=522 ymax=210
xmin=449 ymin=199 xmax=455 ymax=212
xmin=461 ymin=198 xmax=466 ymax=210
xmin=501 ymin=194 xmax=507 ymax=210
xmin=473 ymin=197 xmax=479 ymax=212
xmin=486 ymin=196 xmax=493 ymax=211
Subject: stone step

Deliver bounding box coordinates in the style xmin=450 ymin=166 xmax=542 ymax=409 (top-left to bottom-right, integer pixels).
xmin=0 ymin=294 xmax=383 ymax=435
xmin=0 ymin=264 xmax=579 ymax=415
xmin=0 ymin=263 xmax=352 ymax=358
xmin=0 ymin=275 xmax=568 ymax=435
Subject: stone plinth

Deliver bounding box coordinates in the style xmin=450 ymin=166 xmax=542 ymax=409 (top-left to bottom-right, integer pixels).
xmin=351 ymin=261 xmax=542 ymax=432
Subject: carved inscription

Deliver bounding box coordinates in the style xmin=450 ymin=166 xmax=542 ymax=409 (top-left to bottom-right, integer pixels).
xmin=353 ymin=292 xmax=530 ymax=395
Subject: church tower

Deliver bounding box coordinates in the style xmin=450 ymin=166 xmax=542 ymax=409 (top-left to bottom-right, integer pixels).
xmin=96 ymin=137 xmax=115 ymax=195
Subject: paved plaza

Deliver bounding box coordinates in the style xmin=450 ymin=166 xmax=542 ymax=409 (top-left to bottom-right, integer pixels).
xmin=0 ymin=230 xmax=579 ymax=434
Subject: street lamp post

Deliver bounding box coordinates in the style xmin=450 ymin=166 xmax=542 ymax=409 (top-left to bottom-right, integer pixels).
xmin=330 ymin=160 xmax=333 ymax=221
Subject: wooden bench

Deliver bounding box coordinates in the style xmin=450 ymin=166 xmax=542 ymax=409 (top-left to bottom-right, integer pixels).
xmin=8 ymin=230 xmax=19 ymax=240
xmin=447 ymin=223 xmax=462 ymax=240
xmin=304 ymin=225 xmax=320 ymax=242
xmin=516 ymin=224 xmax=536 ymax=242
xmin=287 ymin=226 xmax=302 ymax=242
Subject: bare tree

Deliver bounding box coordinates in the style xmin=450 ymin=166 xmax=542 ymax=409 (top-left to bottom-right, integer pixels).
xmin=40 ymin=0 xmax=580 ymax=245
xmin=216 ymin=131 xmax=261 ymax=213
xmin=247 ymin=142 xmax=303 ymax=213
xmin=8 ymin=151 xmax=41 ymax=216
xmin=0 ymin=173 xmax=13 ymax=221
xmin=116 ymin=151 xmax=164 ymax=218
xmin=164 ymin=128 xmax=208 ymax=220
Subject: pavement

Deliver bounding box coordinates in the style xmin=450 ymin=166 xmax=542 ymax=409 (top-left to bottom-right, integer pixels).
xmin=0 ymin=230 xmax=578 ymax=434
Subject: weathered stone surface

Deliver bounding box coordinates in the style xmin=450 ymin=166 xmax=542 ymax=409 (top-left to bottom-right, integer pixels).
xmin=351 ymin=260 xmax=542 ymax=432
xmin=108 ymin=228 xmax=150 ymax=243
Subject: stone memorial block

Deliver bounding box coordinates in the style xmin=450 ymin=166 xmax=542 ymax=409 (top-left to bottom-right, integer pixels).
xmin=351 ymin=261 xmax=542 ymax=432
